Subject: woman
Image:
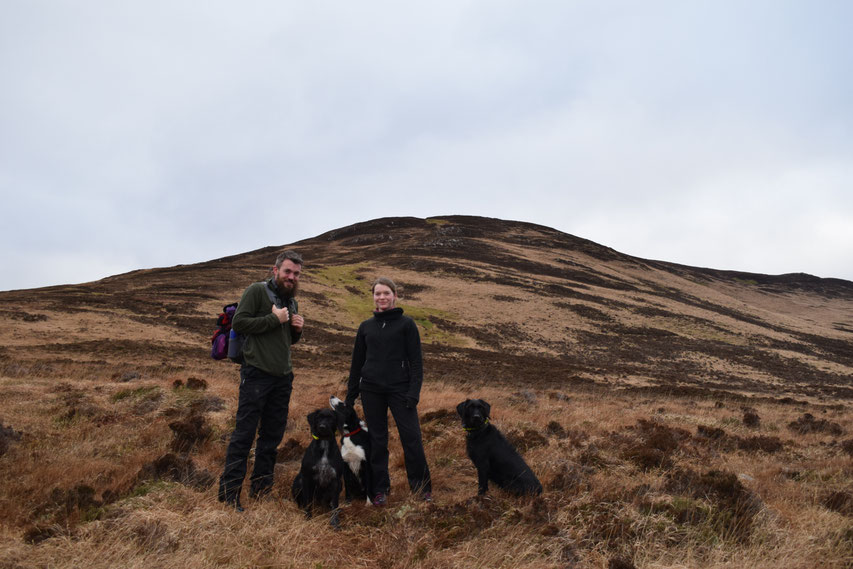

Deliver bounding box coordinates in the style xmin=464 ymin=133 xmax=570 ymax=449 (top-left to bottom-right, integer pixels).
xmin=345 ymin=277 xmax=432 ymax=505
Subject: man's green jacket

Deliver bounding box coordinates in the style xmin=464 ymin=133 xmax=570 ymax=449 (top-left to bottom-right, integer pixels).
xmin=232 ymin=280 xmax=301 ymax=376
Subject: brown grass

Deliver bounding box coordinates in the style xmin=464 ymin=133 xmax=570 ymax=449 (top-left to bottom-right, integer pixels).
xmin=1 ymin=367 xmax=851 ymax=569
xmin=1 ymin=216 xmax=852 ymax=568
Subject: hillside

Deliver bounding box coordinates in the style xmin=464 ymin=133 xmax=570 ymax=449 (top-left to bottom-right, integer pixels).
xmin=0 ymin=215 xmax=851 ymax=569
xmin=4 ymin=215 xmax=850 ymax=401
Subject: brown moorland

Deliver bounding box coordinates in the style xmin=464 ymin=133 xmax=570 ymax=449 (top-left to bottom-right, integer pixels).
xmin=0 ymin=215 xmax=851 ymax=568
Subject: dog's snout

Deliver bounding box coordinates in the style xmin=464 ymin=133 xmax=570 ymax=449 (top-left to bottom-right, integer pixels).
xmin=469 ymin=410 xmax=486 ymax=426
xmin=315 ymin=418 xmax=336 ymax=436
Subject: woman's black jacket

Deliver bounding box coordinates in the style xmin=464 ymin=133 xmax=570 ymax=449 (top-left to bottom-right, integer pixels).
xmin=346 ymin=308 xmax=423 ymax=404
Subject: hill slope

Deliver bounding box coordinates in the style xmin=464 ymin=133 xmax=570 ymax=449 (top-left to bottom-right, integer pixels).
xmin=0 ymin=215 xmax=851 ymax=569
xmin=3 ymin=215 xmax=851 ymax=401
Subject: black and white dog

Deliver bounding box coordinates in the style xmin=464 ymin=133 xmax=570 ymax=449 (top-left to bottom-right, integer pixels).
xmin=456 ymin=398 xmax=543 ymax=496
xmin=329 ymin=396 xmax=372 ymax=504
xmin=291 ymin=408 xmax=346 ymax=527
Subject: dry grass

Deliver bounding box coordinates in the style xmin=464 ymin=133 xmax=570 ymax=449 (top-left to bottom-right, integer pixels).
xmin=1 ymin=363 xmax=851 ymax=569
xmin=1 ymin=216 xmax=851 ymax=567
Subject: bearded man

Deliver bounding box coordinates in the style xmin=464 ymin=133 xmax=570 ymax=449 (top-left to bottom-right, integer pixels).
xmin=218 ymin=250 xmax=305 ymax=511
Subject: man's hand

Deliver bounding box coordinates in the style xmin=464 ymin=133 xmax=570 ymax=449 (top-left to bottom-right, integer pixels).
xmin=271 ymin=305 xmax=289 ymax=323
xmin=291 ymin=313 xmax=304 ymax=332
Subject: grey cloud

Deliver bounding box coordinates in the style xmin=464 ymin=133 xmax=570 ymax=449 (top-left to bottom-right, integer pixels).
xmin=1 ymin=1 xmax=852 ymax=290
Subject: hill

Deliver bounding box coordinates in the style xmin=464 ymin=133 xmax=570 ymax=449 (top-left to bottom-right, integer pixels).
xmin=0 ymin=215 xmax=851 ymax=568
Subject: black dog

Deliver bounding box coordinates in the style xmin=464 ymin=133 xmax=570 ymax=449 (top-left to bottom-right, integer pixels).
xmin=291 ymin=408 xmax=345 ymax=527
xmin=330 ymin=396 xmax=373 ymax=504
xmin=456 ymin=398 xmax=543 ymax=496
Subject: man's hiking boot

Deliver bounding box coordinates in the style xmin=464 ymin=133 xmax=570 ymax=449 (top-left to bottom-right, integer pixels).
xmin=218 ymin=487 xmax=244 ymax=512
xmin=223 ymin=496 xmax=244 ymax=512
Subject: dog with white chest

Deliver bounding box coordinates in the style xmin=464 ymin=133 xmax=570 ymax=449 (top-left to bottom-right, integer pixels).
xmin=291 ymin=408 xmax=346 ymax=527
xmin=330 ymin=395 xmax=373 ymax=504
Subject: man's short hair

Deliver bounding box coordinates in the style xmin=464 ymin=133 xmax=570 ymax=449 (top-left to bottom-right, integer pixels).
xmin=275 ymin=250 xmax=304 ymax=268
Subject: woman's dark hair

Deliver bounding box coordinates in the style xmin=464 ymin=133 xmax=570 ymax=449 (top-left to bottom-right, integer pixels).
xmin=371 ymin=277 xmax=397 ymax=296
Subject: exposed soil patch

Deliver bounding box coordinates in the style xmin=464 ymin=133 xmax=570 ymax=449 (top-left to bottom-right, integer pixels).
xmin=787 ymin=413 xmax=844 ymax=436
xmin=0 ymin=423 xmax=23 ymax=456
xmin=25 ymin=485 xmax=104 ymax=543
xmin=276 ymin=437 xmax=305 ymax=462
xmin=556 ymin=302 xmax=614 ymax=322
xmin=822 ymin=491 xmax=853 ymax=516
xmin=168 ymin=414 xmax=213 ymax=453
xmin=413 ymin=497 xmax=508 ymax=549
xmin=492 ymin=294 xmax=521 ymax=303
xmin=547 ymin=461 xmax=587 ymax=494
xmin=664 ymin=468 xmax=763 ymax=541
xmin=618 ymin=419 xmax=691 ymax=471
xmin=45 ymin=339 xmax=205 ymax=361
xmin=737 ymin=435 xmax=783 ymax=453
xmin=0 ymin=310 xmax=48 ymax=322
xmin=136 ymin=453 xmax=215 ymax=490
xmin=185 ymin=377 xmax=208 ymax=390
xmin=504 ymin=428 xmax=549 ymax=453
xmin=609 ymin=557 xmax=638 ymax=569
xmin=743 ymin=409 xmax=761 ymax=428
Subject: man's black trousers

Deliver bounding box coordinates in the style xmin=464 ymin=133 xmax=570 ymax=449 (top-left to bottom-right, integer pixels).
xmin=360 ymin=390 xmax=431 ymax=496
xmin=219 ymin=365 xmax=294 ymax=500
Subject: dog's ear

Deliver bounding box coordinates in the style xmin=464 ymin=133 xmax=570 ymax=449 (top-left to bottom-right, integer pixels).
xmin=307 ymin=410 xmax=318 ymax=429
xmin=480 ymin=399 xmax=491 ymax=418
xmin=335 ymin=408 xmax=346 ymax=434
xmin=456 ymin=399 xmax=469 ymax=418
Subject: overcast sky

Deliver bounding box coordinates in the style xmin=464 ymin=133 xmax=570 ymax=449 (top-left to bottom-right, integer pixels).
xmin=2 ymin=1 xmax=851 ymax=291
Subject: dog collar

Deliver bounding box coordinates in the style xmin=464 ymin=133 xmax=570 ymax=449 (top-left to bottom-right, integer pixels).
xmin=463 ymin=418 xmax=489 ymax=432
xmin=311 ymin=430 xmax=337 ymax=441
xmin=343 ymin=427 xmax=362 ymax=437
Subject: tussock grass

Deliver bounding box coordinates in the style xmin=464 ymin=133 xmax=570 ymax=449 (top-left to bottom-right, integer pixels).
xmin=5 ymin=215 xmax=852 ymax=566
xmin=1 ymin=361 xmax=851 ymax=568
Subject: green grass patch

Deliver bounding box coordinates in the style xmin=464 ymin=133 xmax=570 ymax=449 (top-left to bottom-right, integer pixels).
xmin=310 ymin=264 xmax=465 ymax=345
xmin=311 ymin=264 xmax=374 ymax=326
xmin=127 ymin=480 xmax=173 ymax=500
xmin=171 ymin=387 xmax=207 ymax=407
xmin=401 ymin=304 xmax=464 ymax=346
xmin=310 ymin=263 xmax=371 ymax=290
xmin=80 ymin=505 xmax=105 ymax=523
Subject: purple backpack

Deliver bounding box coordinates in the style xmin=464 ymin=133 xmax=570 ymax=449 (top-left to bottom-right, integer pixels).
xmin=210 ymin=283 xmax=282 ymax=362
xmin=210 ymin=303 xmax=237 ymax=360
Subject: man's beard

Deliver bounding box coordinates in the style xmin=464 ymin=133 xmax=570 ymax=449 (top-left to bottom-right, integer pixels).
xmin=275 ymin=278 xmax=298 ymax=299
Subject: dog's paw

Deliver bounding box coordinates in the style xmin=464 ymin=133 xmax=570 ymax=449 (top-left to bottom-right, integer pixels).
xmin=472 ymin=493 xmax=493 ymax=505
